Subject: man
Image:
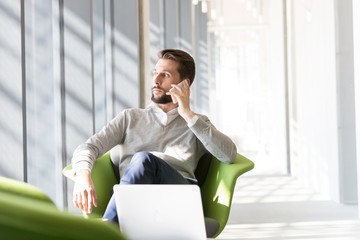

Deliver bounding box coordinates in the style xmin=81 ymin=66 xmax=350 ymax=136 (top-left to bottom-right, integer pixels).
xmin=71 ymin=49 xmax=237 ymax=222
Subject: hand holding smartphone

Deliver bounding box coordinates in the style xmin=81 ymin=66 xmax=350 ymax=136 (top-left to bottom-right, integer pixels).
xmin=167 ymin=79 xmax=189 ymax=104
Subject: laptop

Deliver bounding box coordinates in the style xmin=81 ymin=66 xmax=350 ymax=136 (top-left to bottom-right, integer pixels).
xmin=113 ymin=184 xmax=207 ymax=240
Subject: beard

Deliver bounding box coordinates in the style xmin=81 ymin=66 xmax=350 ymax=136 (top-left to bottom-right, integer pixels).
xmin=151 ymin=92 xmax=173 ymax=104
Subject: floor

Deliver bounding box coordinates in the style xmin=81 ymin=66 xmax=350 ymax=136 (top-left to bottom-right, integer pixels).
xmin=217 ymin=175 xmax=360 ymax=240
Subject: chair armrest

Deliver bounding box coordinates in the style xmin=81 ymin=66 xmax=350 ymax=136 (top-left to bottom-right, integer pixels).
xmin=200 ymin=153 xmax=254 ymax=237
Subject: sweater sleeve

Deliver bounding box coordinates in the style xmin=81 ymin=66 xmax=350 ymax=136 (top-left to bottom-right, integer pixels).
xmin=189 ymin=115 xmax=237 ymax=163
xmin=71 ymin=111 xmax=127 ymax=172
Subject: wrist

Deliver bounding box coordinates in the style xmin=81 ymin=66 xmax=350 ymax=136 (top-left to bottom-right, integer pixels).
xmin=75 ymin=169 xmax=91 ymax=179
xmin=187 ymin=115 xmax=199 ymax=127
xmin=182 ymin=110 xmax=196 ymax=123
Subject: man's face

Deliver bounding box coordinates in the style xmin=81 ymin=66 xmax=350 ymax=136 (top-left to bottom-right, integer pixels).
xmin=151 ymin=58 xmax=181 ymax=104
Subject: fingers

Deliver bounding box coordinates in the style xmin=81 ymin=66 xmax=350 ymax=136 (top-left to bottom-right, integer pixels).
xmin=72 ymin=170 xmax=98 ymax=213
xmin=81 ymin=188 xmax=89 ymax=212
xmin=85 ymin=187 xmax=97 ymax=213
xmin=92 ymin=188 xmax=98 ymax=208
xmin=173 ymin=80 xmax=189 ymax=93
xmin=73 ymin=184 xmax=97 ymax=213
xmin=73 ymin=189 xmax=81 ymax=209
xmin=167 ymin=81 xmax=189 ymax=100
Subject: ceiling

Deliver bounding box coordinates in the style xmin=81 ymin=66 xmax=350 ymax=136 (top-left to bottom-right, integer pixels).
xmin=207 ymin=0 xmax=266 ymax=28
xmin=203 ymin=0 xmax=268 ymax=45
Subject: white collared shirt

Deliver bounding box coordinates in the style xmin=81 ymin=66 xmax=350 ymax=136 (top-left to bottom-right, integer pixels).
xmin=152 ymin=104 xmax=199 ymax=127
xmin=153 ymin=106 xmax=179 ymax=126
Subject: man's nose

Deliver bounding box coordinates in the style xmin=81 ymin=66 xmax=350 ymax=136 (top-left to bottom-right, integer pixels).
xmin=153 ymin=74 xmax=162 ymax=86
xmin=153 ymin=83 xmax=160 ymax=89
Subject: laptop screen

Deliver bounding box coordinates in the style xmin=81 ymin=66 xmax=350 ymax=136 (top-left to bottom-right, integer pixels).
xmin=113 ymin=184 xmax=207 ymax=240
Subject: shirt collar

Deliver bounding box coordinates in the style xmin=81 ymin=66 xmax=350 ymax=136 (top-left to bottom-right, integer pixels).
xmin=149 ymin=103 xmax=179 ymax=126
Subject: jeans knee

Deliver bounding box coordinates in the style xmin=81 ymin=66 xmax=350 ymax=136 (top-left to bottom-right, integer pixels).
xmin=132 ymin=151 xmax=152 ymax=162
xmin=121 ymin=151 xmax=157 ymax=184
xmin=130 ymin=151 xmax=155 ymax=168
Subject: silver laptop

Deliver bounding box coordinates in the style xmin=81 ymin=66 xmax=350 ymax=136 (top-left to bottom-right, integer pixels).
xmin=113 ymin=184 xmax=207 ymax=240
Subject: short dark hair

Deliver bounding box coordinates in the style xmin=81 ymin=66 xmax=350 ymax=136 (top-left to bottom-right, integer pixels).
xmin=157 ymin=49 xmax=196 ymax=85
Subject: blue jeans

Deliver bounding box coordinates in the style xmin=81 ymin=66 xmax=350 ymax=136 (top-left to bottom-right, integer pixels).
xmin=103 ymin=151 xmax=195 ymax=222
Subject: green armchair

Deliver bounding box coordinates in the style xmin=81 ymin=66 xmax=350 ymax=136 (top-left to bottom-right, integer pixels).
xmin=0 ymin=176 xmax=126 ymax=240
xmin=0 ymin=176 xmax=55 ymax=206
xmin=63 ymin=151 xmax=254 ymax=238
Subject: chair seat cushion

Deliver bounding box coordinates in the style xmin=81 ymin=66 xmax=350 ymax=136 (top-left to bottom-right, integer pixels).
xmin=205 ymin=217 xmax=219 ymax=238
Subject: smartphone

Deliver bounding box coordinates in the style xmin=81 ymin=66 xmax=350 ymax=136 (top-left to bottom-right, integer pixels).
xmin=170 ymin=80 xmax=189 ymax=104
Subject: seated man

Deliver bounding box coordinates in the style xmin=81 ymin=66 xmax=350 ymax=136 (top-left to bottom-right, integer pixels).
xmin=71 ymin=48 xmax=237 ymax=222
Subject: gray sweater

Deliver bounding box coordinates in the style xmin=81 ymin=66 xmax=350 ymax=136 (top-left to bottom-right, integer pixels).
xmin=72 ymin=104 xmax=237 ymax=179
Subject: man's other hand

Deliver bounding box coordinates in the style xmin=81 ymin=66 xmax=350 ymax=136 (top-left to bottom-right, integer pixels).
xmin=73 ymin=169 xmax=98 ymax=214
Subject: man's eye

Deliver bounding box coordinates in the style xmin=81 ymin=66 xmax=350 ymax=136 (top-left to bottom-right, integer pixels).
xmin=152 ymin=71 xmax=170 ymax=78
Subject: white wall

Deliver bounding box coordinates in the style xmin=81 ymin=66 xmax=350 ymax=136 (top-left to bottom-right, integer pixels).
xmin=289 ymin=0 xmax=339 ymax=200
xmin=353 ymin=0 xmax=360 ymax=215
xmin=212 ymin=0 xmax=288 ymax=175
xmin=288 ymin=0 xmax=357 ymax=203
xmin=336 ymin=0 xmax=357 ymax=204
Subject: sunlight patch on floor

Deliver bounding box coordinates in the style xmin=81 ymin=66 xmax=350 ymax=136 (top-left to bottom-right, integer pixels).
xmin=232 ymin=176 xmax=330 ymax=204
xmin=218 ymin=220 xmax=360 ymax=240
xmin=216 ymin=176 xmax=360 ymax=240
